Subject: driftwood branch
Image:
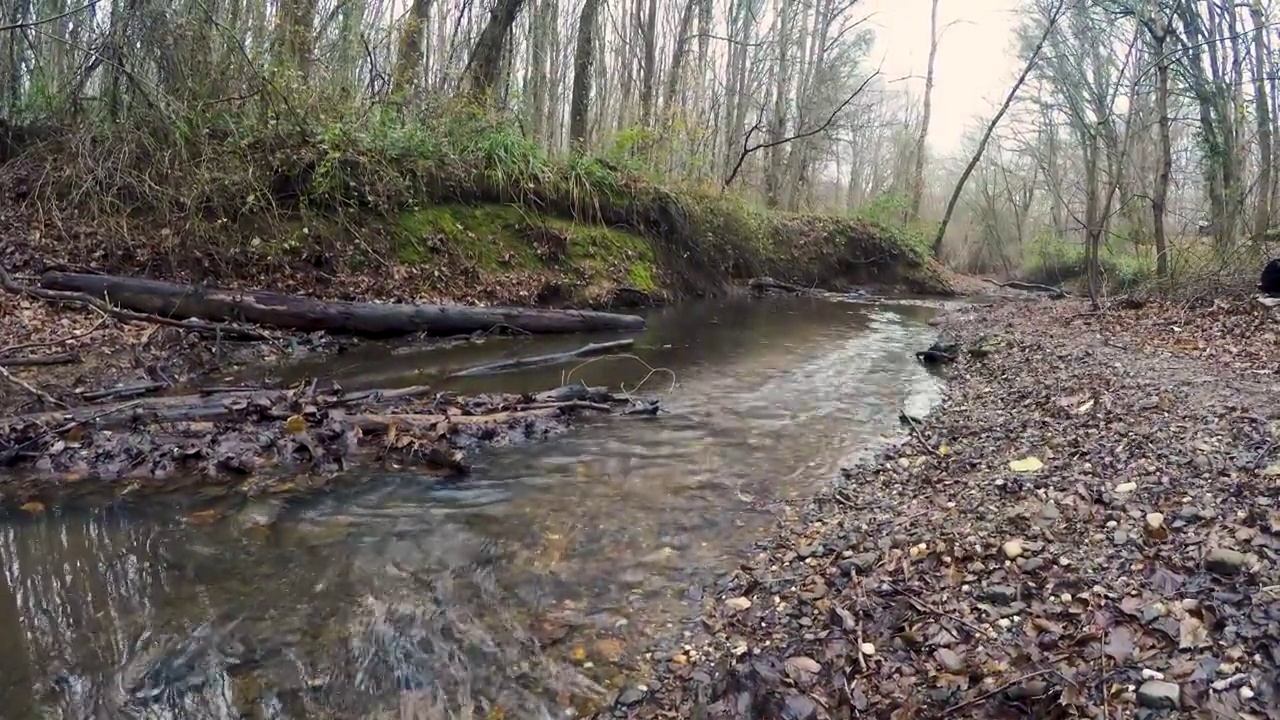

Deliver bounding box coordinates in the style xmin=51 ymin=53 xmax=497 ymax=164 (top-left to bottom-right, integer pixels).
xmin=448 ymin=339 xmax=636 ymax=377
xmin=983 ymin=278 xmax=1070 ymax=297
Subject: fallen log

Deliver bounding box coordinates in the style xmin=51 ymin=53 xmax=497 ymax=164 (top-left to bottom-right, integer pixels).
xmin=448 ymin=339 xmax=636 ymax=377
xmin=39 ymin=272 xmax=648 ymax=337
xmin=0 ymin=353 xmax=79 ymax=367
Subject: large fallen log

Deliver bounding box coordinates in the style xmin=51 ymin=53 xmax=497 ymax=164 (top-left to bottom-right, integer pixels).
xmin=39 ymin=272 xmax=648 ymax=337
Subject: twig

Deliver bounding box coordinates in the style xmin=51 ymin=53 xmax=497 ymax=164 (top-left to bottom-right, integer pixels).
xmin=0 ymin=353 xmax=79 ymax=367
xmin=886 ymin=582 xmax=987 ymax=638
xmin=899 ymin=413 xmax=943 ymax=459
xmin=942 ymin=669 xmax=1054 ymax=716
xmin=0 ymin=314 xmax=109 ymax=355
xmin=562 ymin=353 xmax=678 ymax=396
xmin=0 ymin=365 xmax=66 ymax=407
xmin=79 ymin=381 xmax=168 ymax=402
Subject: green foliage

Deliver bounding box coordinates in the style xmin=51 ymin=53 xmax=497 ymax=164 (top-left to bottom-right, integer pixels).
xmin=1020 ymin=232 xmax=1155 ymax=291
xmin=850 ymin=191 xmax=933 ymax=261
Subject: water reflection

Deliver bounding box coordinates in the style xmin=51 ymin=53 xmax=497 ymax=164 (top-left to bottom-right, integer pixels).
xmin=0 ymin=297 xmax=943 ymax=718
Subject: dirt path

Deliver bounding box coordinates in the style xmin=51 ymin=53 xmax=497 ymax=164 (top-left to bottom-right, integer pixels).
xmin=600 ymin=297 xmax=1280 ymax=719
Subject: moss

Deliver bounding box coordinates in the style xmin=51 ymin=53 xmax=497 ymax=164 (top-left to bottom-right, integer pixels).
xmin=393 ymin=202 xmax=663 ymax=298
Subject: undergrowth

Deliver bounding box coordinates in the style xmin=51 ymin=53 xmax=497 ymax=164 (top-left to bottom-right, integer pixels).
xmin=1 ymin=100 xmax=943 ymax=298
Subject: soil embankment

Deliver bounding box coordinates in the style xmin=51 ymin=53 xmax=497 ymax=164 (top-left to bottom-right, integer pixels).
xmin=603 ymin=297 xmax=1280 ymax=719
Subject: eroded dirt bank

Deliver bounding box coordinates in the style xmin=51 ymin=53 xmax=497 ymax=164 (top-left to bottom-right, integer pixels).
xmin=601 ymin=297 xmax=1280 ymax=719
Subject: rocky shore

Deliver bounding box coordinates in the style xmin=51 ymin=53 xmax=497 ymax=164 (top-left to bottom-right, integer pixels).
xmin=600 ymin=297 xmax=1280 ymax=719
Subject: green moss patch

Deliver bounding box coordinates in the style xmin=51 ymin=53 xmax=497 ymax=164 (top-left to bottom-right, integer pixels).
xmin=394 ymin=202 xmax=662 ymax=302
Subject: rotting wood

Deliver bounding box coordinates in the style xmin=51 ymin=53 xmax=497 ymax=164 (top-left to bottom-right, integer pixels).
xmin=0 ymin=353 xmax=79 ymax=367
xmin=448 ymin=339 xmax=636 ymax=377
xmin=1 ymin=263 xmax=270 ymax=340
xmin=39 ymin=272 xmax=648 ymax=337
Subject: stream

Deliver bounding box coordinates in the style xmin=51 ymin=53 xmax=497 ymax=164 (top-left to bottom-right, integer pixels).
xmin=0 ymin=295 xmax=944 ymax=719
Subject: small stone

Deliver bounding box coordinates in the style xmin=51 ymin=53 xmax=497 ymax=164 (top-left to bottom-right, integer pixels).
xmin=933 ymin=648 xmax=965 ymax=673
xmin=1115 ymin=482 xmax=1138 ymax=494
xmin=781 ymin=694 xmax=819 ymax=720
xmin=1039 ymin=503 xmax=1061 ymax=520
xmin=615 ymin=688 xmax=646 ymax=706
xmin=1136 ymin=680 xmax=1180 ymax=709
xmin=1001 ymin=539 xmax=1024 ymax=559
xmin=850 ymin=551 xmax=879 ymax=572
xmin=796 ymin=544 xmax=819 ymax=559
xmin=725 ymin=596 xmax=753 ymax=612
xmin=1140 ymin=668 xmax=1165 ymax=680
xmin=1204 ymin=548 xmax=1247 ymax=576
xmin=1240 ymin=686 xmax=1255 ymax=701
xmin=1021 ymin=557 xmax=1044 ymax=573
xmin=671 ymin=653 xmax=688 ymax=665
xmin=1113 ymin=529 xmax=1129 ymax=545
xmin=985 ymin=585 xmax=1017 ymax=604
xmin=1145 ymin=512 xmax=1164 ymax=530
xmin=859 ymin=642 xmax=876 ymax=656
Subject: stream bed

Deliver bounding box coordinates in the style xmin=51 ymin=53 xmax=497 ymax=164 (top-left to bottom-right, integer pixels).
xmin=0 ymin=296 xmax=944 ymax=719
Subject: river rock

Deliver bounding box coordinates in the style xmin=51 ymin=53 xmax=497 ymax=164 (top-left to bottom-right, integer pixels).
xmin=725 ymin=596 xmax=753 ymax=612
xmin=1001 ymin=539 xmax=1024 ymax=559
xmin=1204 ymin=548 xmax=1247 ymax=575
xmin=1137 ymin=680 xmax=1180 ymax=709
xmin=985 ymin=585 xmax=1017 ymax=604
xmin=615 ymin=687 xmax=647 ymax=706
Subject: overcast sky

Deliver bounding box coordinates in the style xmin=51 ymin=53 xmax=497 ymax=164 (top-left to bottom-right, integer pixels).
xmin=861 ymin=0 xmax=1023 ymax=155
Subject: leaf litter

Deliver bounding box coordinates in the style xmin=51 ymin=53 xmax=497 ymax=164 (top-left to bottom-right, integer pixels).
xmin=598 ymin=298 xmax=1280 ymax=720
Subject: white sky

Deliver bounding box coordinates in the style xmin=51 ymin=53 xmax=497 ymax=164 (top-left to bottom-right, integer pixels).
xmin=861 ymin=0 xmax=1023 ymax=155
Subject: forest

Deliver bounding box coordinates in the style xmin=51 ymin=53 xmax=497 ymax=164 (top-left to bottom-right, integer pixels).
xmin=0 ymin=0 xmax=1275 ymax=301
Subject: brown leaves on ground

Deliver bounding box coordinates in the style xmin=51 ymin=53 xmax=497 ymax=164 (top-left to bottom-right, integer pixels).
xmin=606 ymin=298 xmax=1280 ymax=720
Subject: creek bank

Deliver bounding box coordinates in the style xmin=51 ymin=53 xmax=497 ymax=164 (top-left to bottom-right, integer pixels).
xmin=602 ymin=298 xmax=1280 ymax=719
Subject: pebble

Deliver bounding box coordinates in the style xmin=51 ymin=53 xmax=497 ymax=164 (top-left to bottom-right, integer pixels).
xmin=1145 ymin=512 xmax=1164 ymax=532
xmin=859 ymin=642 xmax=876 ymax=656
xmin=615 ymin=687 xmax=646 ymax=706
xmin=985 ymin=585 xmax=1017 ymax=604
xmin=934 ymin=648 xmax=965 ymax=673
xmin=1021 ymin=557 xmax=1045 ymax=572
xmin=1204 ymin=548 xmax=1247 ymax=576
xmin=1115 ymin=481 xmax=1138 ymax=494
xmin=1137 ymin=680 xmax=1180 ymax=709
xmin=1001 ymin=539 xmax=1024 ymax=559
xmin=725 ymin=596 xmax=752 ymax=612
xmin=1240 ymin=686 xmax=1255 ymax=701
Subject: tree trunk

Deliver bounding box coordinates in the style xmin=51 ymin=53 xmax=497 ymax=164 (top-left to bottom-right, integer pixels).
xmin=462 ymin=0 xmax=527 ymax=96
xmin=37 ymin=273 xmax=647 ymax=337
xmin=638 ymin=0 xmax=658 ymax=126
xmin=1153 ymin=28 xmax=1171 ymax=278
xmin=908 ymin=0 xmax=940 ymax=222
xmin=931 ymin=0 xmax=1064 ymax=259
xmin=569 ymin=0 xmax=603 ymax=149
xmin=1249 ymin=0 xmax=1272 ymax=239
xmin=391 ymin=0 xmax=433 ymax=97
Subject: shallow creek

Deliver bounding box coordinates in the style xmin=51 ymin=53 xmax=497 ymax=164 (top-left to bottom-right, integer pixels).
xmin=0 ymin=296 xmax=944 ymax=719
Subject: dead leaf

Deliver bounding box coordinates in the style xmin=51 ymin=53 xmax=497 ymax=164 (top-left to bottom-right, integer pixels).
xmin=284 ymin=414 xmax=306 ymax=434
xmin=1008 ymin=456 xmax=1044 ymax=473
xmin=1103 ymin=625 xmax=1136 ymax=663
xmin=1179 ymin=614 xmax=1210 ymax=650
xmin=19 ymin=501 xmax=45 ymax=514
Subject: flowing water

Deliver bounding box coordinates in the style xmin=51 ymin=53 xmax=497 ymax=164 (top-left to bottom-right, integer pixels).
xmin=0 ymin=296 xmax=945 ymax=720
